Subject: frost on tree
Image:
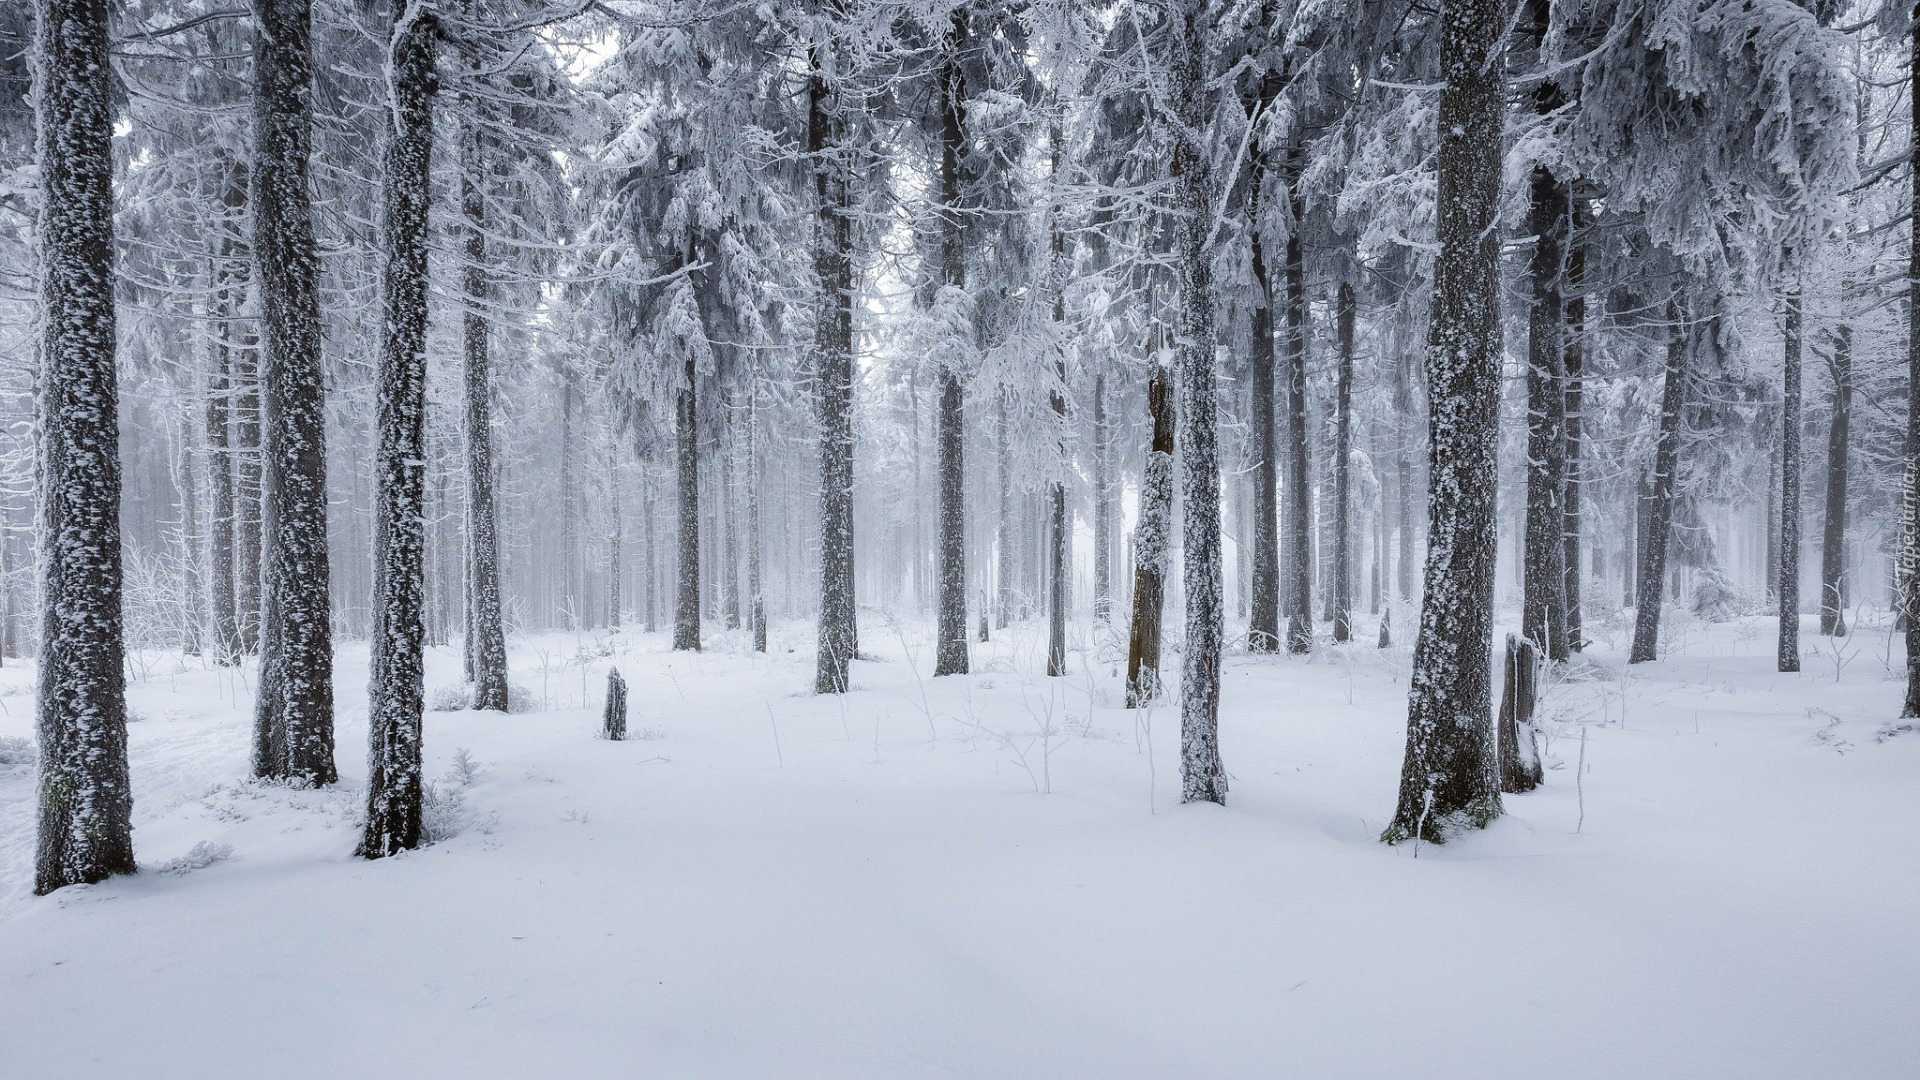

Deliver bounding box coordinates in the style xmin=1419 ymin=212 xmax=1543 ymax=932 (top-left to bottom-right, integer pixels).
xmin=1630 ymin=295 xmax=1690 ymax=665
xmin=461 ymin=118 xmax=509 ymax=710
xmin=1384 ymin=0 xmax=1503 ymax=844
xmin=33 ymin=0 xmax=135 ymax=894
xmin=361 ymin=7 xmax=435 ymax=859
xmin=1167 ymin=0 xmax=1226 ymax=806
xmin=250 ymin=0 xmax=336 ymax=787
xmin=933 ymin=13 xmax=969 ymax=678
xmin=811 ymin=29 xmax=858 ymax=695
xmin=1127 ymin=358 xmax=1174 ymax=709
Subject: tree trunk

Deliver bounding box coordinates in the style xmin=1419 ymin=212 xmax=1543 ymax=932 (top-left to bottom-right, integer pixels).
xmin=1248 ymin=167 xmax=1280 ymax=651
xmin=1093 ymin=373 xmax=1113 ymax=624
xmin=1282 ymin=138 xmax=1313 ymax=653
xmin=1522 ymin=155 xmax=1570 ymax=662
xmin=996 ymin=391 xmax=1013 ymax=629
xmin=1563 ymin=204 xmax=1586 ymax=652
xmin=1630 ymin=295 xmax=1689 ymax=665
xmin=1047 ymin=125 xmax=1070 ymax=679
xmin=1127 ymin=359 xmax=1174 ymax=707
xmin=1778 ymin=283 xmax=1802 ymax=672
xmin=748 ymin=381 xmax=767 ymax=651
xmin=935 ymin=28 xmax=969 ymax=676
xmin=206 ymin=163 xmax=247 ymax=665
xmin=1167 ymin=0 xmax=1226 ymax=804
xmin=674 ymin=348 xmax=701 ymax=651
xmin=1384 ymin=0 xmax=1504 ymax=844
xmin=251 ymin=0 xmax=335 ymax=787
xmin=1496 ymin=633 xmax=1543 ymax=793
xmin=1820 ymin=324 xmax=1851 ymax=636
xmin=1395 ymin=351 xmax=1415 ymax=603
xmin=1332 ymin=280 xmax=1355 ymax=643
xmin=461 ymin=120 xmax=508 ymax=711
xmin=1906 ymin=15 xmax=1920 ymax=715
xmin=811 ymin=35 xmax=857 ymax=694
xmin=722 ymin=391 xmax=742 ymax=632
xmin=32 ymin=0 xmax=135 ymax=894
xmin=361 ymin=9 xmax=435 ymax=858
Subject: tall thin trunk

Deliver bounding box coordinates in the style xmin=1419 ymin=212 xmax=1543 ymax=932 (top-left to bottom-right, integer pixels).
xmin=1630 ymin=295 xmax=1689 ymax=665
xmin=206 ymin=163 xmax=247 ymax=665
xmin=1282 ymin=138 xmax=1313 ymax=653
xmin=1563 ymin=203 xmax=1586 ymax=652
xmin=996 ymin=391 xmax=1013 ymax=628
xmin=1248 ymin=148 xmax=1280 ymax=650
xmin=811 ymin=33 xmax=858 ymax=694
xmin=748 ymin=379 xmax=767 ymax=651
xmin=1521 ymin=0 xmax=1570 ymax=663
xmin=1906 ymin=11 xmax=1920 ymax=716
xmin=1093 ymin=373 xmax=1113 ymax=623
xmin=1778 ymin=281 xmax=1802 ymax=672
xmin=1820 ymin=324 xmax=1851 ymax=636
xmin=461 ymin=120 xmax=508 ymax=711
xmin=234 ymin=305 xmax=262 ymax=656
xmin=1047 ymin=124 xmax=1070 ymax=678
xmin=1385 ymin=0 xmax=1504 ymax=843
xmin=643 ymin=482 xmax=659 ymax=634
xmin=1168 ymin=0 xmax=1226 ymax=804
xmin=1126 ymin=357 xmax=1174 ymax=707
xmin=674 ymin=347 xmax=701 ymax=651
xmin=173 ymin=404 xmax=205 ymax=655
xmin=361 ymin=8 xmax=435 ymax=858
xmin=33 ymin=0 xmax=134 ymax=894
xmin=560 ymin=368 xmax=578 ymax=627
xmin=251 ymin=0 xmax=335 ymax=787
xmin=1395 ymin=351 xmax=1415 ymax=603
xmin=1333 ymin=280 xmax=1355 ymax=643
xmin=722 ymin=391 xmax=742 ymax=631
xmin=935 ymin=21 xmax=969 ymax=676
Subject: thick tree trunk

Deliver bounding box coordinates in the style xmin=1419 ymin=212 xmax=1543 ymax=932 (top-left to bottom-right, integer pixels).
xmin=361 ymin=9 xmax=435 ymax=858
xmin=1167 ymin=0 xmax=1226 ymax=804
xmin=33 ymin=0 xmax=135 ymax=894
xmin=1332 ymin=280 xmax=1355 ymax=643
xmin=1820 ymin=324 xmax=1851 ymax=636
xmin=1630 ymin=297 xmax=1689 ymax=665
xmin=1523 ymin=158 xmax=1570 ymax=661
xmin=935 ymin=28 xmax=969 ymax=676
xmin=251 ymin=0 xmax=335 ymax=787
xmin=1127 ymin=360 xmax=1174 ymax=707
xmin=1282 ymin=139 xmax=1313 ymax=653
xmin=461 ymin=120 xmax=508 ymax=711
xmin=811 ymin=37 xmax=858 ymax=694
xmin=1563 ymin=206 xmax=1586 ymax=652
xmin=674 ymin=349 xmax=701 ymax=651
xmin=1384 ymin=0 xmax=1504 ymax=844
xmin=1778 ymin=285 xmax=1802 ymax=672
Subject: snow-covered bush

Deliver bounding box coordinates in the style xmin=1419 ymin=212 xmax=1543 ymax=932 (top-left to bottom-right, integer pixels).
xmin=0 ymin=735 xmax=35 ymax=767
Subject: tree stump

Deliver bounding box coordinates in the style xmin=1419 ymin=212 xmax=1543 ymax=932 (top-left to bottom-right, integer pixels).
xmin=603 ymin=667 xmax=628 ymax=741
xmin=1497 ymin=633 xmax=1543 ymax=793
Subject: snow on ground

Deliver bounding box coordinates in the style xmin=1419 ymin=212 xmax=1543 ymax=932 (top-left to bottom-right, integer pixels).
xmin=1 ymin=606 xmax=1915 ymax=1078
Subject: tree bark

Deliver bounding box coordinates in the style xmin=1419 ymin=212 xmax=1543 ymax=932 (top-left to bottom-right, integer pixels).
xmin=1332 ymin=280 xmax=1354 ymax=643
xmin=935 ymin=23 xmax=969 ymax=676
xmin=1282 ymin=138 xmax=1313 ymax=654
xmin=1248 ymin=160 xmax=1280 ymax=651
xmin=1563 ymin=203 xmax=1586 ymax=652
xmin=461 ymin=120 xmax=508 ymax=711
xmin=1384 ymin=0 xmax=1504 ymax=843
xmin=674 ymin=346 xmax=701 ymax=651
xmin=1820 ymin=324 xmax=1850 ymax=636
xmin=1167 ymin=0 xmax=1226 ymax=804
xmin=1093 ymin=373 xmax=1113 ymax=624
xmin=251 ymin=0 xmax=335 ymax=787
xmin=1127 ymin=359 xmax=1173 ymax=707
xmin=1630 ymin=296 xmax=1689 ymax=665
xmin=361 ymin=8 xmax=435 ymax=858
xmin=1047 ymin=124 xmax=1070 ymax=679
xmin=1522 ymin=154 xmax=1570 ymax=662
xmin=811 ymin=32 xmax=858 ymax=694
xmin=1778 ymin=283 xmax=1802 ymax=672
xmin=996 ymin=391 xmax=1013 ymax=629
xmin=748 ymin=378 xmax=767 ymax=651
xmin=33 ymin=0 xmax=135 ymax=894
xmin=206 ymin=164 xmax=247 ymax=665
xmin=1907 ymin=14 xmax=1920 ymax=716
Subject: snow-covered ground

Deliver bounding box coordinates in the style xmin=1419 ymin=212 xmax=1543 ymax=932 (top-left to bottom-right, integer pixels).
xmin=1 ymin=607 xmax=1915 ymax=1078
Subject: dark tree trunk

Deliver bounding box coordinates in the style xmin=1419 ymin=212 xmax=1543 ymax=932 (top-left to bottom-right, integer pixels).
xmin=461 ymin=120 xmax=508 ymax=711
xmin=1332 ymin=280 xmax=1355 ymax=643
xmin=722 ymin=392 xmax=742 ymax=632
xmin=251 ymin=0 xmax=335 ymax=787
xmin=674 ymin=348 xmax=701 ymax=651
xmin=935 ymin=25 xmax=969 ymax=676
xmin=1778 ymin=284 xmax=1802 ymax=672
xmin=33 ymin=0 xmax=135 ymax=894
xmin=1047 ymin=125 xmax=1069 ymax=679
xmin=1522 ymin=158 xmax=1569 ymax=662
xmin=1395 ymin=351 xmax=1415 ymax=603
xmin=1630 ymin=296 xmax=1689 ymax=665
xmin=1282 ymin=138 xmax=1313 ymax=653
xmin=1127 ymin=360 xmax=1174 ymax=707
xmin=748 ymin=378 xmax=767 ymax=651
xmin=1820 ymin=324 xmax=1851 ymax=637
xmin=361 ymin=9 xmax=435 ymax=858
xmin=206 ymin=164 xmax=247 ymax=665
xmin=1563 ymin=205 xmax=1586 ymax=652
xmin=643 ymin=484 xmax=659 ymax=634
xmin=1168 ymin=0 xmax=1226 ymax=804
xmin=234 ymin=321 xmax=262 ymax=656
xmin=1385 ymin=0 xmax=1504 ymax=844
xmin=603 ymin=668 xmax=628 ymax=741
xmin=811 ymin=35 xmax=858 ymax=694
xmin=1248 ymin=179 xmax=1280 ymax=651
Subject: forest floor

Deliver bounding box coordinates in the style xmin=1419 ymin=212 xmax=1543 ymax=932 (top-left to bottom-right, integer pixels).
xmin=1 ymin=604 xmax=1915 ymax=1078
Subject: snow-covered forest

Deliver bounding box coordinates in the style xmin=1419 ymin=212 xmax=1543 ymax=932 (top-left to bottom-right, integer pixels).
xmin=2 ymin=0 xmax=1916 ymax=1075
